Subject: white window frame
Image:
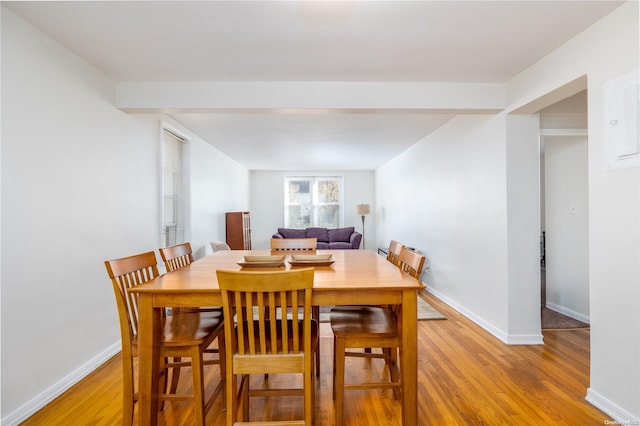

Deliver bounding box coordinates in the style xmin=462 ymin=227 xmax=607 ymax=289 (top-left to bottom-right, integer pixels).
xmin=284 ymin=175 xmax=344 ymax=228
xmin=160 ymin=124 xmax=191 ymax=247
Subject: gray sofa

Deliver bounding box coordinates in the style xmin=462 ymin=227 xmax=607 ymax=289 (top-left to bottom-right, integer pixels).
xmin=272 ymin=227 xmax=362 ymax=249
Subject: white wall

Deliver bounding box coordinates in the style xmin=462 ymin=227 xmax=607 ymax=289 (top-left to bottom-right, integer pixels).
xmin=180 ymin=121 xmax=250 ymax=259
xmin=376 ymin=114 xmax=512 ymax=336
xmin=0 ymin=9 xmax=249 ymax=423
xmin=375 ymin=112 xmax=543 ymax=346
xmin=505 ymin=114 xmax=543 ymax=340
xmin=506 ymin=1 xmax=639 ymax=421
xmin=544 ymin=135 xmax=590 ymax=321
xmin=378 ymin=1 xmax=638 ymax=421
xmin=250 ymin=171 xmax=375 ymax=250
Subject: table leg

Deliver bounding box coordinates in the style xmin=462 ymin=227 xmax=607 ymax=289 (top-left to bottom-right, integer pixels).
xmin=401 ymin=290 xmax=418 ymax=426
xmin=137 ymin=294 xmax=161 ymax=426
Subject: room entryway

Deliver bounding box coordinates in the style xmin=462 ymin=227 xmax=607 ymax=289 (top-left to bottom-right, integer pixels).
xmin=539 ymin=90 xmax=590 ymax=330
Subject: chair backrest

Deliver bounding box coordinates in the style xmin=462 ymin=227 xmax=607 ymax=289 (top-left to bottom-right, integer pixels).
xmin=216 ymin=268 xmax=315 ymax=370
xmin=210 ymin=241 xmax=231 ymax=253
xmin=159 ymin=242 xmax=194 ymax=272
xmin=386 ymin=240 xmax=404 ymax=266
xmin=397 ymin=248 xmax=426 ymax=280
xmin=104 ymin=251 xmax=160 ymax=343
xmin=270 ymin=238 xmax=317 ymax=252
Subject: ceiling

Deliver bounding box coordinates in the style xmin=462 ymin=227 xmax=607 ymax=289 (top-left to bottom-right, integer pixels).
xmin=4 ymin=1 xmax=622 ymax=170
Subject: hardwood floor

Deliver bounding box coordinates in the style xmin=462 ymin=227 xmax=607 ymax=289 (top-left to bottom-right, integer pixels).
xmin=21 ymin=293 xmax=610 ymax=425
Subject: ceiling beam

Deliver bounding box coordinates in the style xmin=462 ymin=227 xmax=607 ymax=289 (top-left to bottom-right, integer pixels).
xmin=116 ymin=81 xmax=505 ymax=113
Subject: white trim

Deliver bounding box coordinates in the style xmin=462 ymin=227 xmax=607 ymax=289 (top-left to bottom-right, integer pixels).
xmin=586 ymin=388 xmax=640 ymax=425
xmin=181 ymin=135 xmax=192 ymax=243
xmin=427 ymin=287 xmax=544 ymax=345
xmin=160 ymin=122 xmax=192 ymax=246
xmin=545 ymin=302 xmax=590 ymax=324
xmin=505 ymin=333 xmax=545 ymax=345
xmin=1 ymin=342 xmax=121 ymax=426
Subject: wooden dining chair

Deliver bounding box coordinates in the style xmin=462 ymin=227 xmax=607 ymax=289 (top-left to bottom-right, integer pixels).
xmin=105 ymin=251 xmax=226 ymax=425
xmin=216 ymin=268 xmax=317 ymax=425
xmin=158 ymin=242 xmax=225 ymax=393
xmin=270 ymin=237 xmax=317 ymax=252
xmin=360 ymin=239 xmax=404 ymax=354
xmin=330 ymin=247 xmax=426 ymax=426
xmin=397 ymin=246 xmax=426 ymax=279
xmin=386 ymin=240 xmax=404 ymax=266
xmin=159 ymin=242 xmax=223 ymax=314
xmin=159 ymin=241 xmax=195 ymax=272
xmin=159 ymin=242 xmax=222 ymax=313
xmin=269 ymin=237 xmax=321 ymax=375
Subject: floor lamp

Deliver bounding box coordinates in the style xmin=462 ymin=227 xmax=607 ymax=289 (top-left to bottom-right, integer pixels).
xmin=356 ymin=203 xmax=370 ymax=249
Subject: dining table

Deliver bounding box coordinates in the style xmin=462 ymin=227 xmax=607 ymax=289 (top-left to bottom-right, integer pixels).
xmin=128 ymin=248 xmax=424 ymax=425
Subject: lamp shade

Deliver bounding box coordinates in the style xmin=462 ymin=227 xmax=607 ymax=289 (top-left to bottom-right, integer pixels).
xmin=356 ymin=204 xmax=371 ymax=215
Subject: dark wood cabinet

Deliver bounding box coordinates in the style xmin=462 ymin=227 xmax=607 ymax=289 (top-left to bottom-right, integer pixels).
xmin=226 ymin=211 xmax=251 ymax=250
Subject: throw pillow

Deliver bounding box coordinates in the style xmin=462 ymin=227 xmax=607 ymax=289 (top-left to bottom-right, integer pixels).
xmin=278 ymin=228 xmax=306 ymax=238
xmin=328 ymin=227 xmax=354 ymax=243
xmin=305 ymin=227 xmax=329 ymax=242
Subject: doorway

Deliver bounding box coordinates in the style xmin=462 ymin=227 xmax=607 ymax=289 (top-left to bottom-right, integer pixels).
xmin=539 ymin=90 xmax=590 ymax=328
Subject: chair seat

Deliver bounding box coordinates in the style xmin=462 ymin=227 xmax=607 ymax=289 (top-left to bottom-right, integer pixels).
xmin=161 ymin=311 xmax=224 ymax=345
xmin=130 ymin=312 xmax=224 ymax=349
xmin=330 ymin=306 xmax=397 ymax=338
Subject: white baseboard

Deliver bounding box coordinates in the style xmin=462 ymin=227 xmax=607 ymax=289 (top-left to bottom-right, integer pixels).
xmin=546 ymin=302 xmax=590 ymax=324
xmin=586 ymin=388 xmax=640 ymax=424
xmin=426 ymin=287 xmax=544 ymax=345
xmin=1 ymin=342 xmax=121 ymax=426
xmin=505 ymin=333 xmax=544 ymax=345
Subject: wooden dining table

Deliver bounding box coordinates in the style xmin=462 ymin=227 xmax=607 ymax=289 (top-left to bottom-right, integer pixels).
xmin=129 ymin=249 xmax=424 ymax=425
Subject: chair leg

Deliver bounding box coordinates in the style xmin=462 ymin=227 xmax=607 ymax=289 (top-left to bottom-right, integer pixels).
xmin=122 ymin=355 xmax=135 ymax=426
xmin=384 ymin=347 xmax=402 ymax=400
xmin=332 ymin=335 xmax=337 ymax=398
xmin=242 ymin=375 xmax=250 ymax=422
xmin=190 ymin=347 xmax=206 ymax=426
xmin=218 ymin=334 xmax=227 ymax=409
xmin=313 ymin=306 xmax=320 ymax=376
xmin=311 ymin=369 xmax=316 ymax=424
xmin=382 ymin=348 xmax=394 ymax=380
xmin=334 ymin=337 xmax=346 ymax=426
xmin=159 ymin=357 xmax=169 ymax=411
xmin=169 ymin=356 xmax=181 ymax=394
xmin=393 ymin=346 xmax=403 ymax=401
xmin=226 ymin=367 xmax=238 ymax=426
xmin=305 ymin=369 xmax=313 ymax=425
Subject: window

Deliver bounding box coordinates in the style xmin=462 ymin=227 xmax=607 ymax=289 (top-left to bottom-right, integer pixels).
xmin=162 ymin=129 xmax=187 ymax=247
xmin=285 ymin=176 xmax=343 ymax=228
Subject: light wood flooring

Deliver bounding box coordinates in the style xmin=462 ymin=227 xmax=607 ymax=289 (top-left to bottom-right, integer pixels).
xmin=21 ymin=293 xmax=610 ymax=425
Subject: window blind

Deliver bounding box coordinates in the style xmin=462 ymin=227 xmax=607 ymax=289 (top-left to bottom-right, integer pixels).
xmin=162 ymin=129 xmax=185 ymax=247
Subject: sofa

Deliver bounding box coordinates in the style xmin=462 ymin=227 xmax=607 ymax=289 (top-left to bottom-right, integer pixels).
xmin=272 ymin=227 xmax=362 ymax=250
